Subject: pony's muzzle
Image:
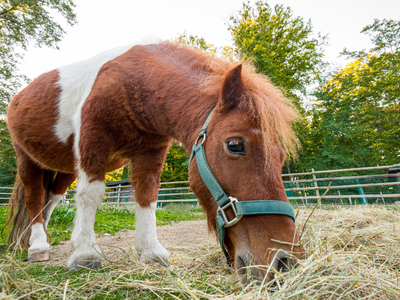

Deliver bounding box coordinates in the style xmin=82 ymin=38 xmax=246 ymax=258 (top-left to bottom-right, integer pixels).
xmin=235 ymin=251 xmax=297 ymax=283
xmin=235 ymin=252 xmax=265 ymax=283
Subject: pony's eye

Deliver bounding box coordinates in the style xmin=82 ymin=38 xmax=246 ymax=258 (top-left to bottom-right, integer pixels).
xmin=226 ymin=138 xmax=245 ymax=155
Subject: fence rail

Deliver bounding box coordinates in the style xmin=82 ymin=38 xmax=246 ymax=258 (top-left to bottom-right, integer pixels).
xmin=1 ymin=164 xmax=399 ymax=206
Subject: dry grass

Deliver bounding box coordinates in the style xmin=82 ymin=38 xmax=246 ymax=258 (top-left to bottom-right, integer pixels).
xmin=1 ymin=205 xmax=400 ymax=299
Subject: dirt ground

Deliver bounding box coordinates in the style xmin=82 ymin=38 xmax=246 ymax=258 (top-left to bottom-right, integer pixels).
xmin=49 ymin=220 xmax=215 ymax=266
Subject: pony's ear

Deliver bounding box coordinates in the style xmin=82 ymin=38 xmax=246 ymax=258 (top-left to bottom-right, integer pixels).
xmin=218 ymin=64 xmax=244 ymax=112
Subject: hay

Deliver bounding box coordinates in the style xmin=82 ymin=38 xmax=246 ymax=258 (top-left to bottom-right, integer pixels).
xmin=1 ymin=205 xmax=399 ymax=299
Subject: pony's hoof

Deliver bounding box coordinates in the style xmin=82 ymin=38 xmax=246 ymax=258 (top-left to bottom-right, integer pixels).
xmin=146 ymin=256 xmax=169 ymax=267
xmin=141 ymin=249 xmax=169 ymax=266
xmin=69 ymin=259 xmax=101 ymax=271
xmin=28 ymin=249 xmax=50 ymax=262
xmin=68 ymin=253 xmax=101 ymax=271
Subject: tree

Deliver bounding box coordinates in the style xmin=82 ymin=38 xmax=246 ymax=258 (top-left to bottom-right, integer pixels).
xmin=0 ymin=0 xmax=77 ymax=185
xmin=0 ymin=119 xmax=16 ymax=185
xmin=161 ymin=141 xmax=188 ymax=182
xmin=310 ymin=19 xmax=400 ymax=169
xmin=228 ymin=1 xmax=327 ymax=110
xmin=177 ymin=31 xmax=235 ymax=59
xmin=177 ymin=31 xmax=217 ymax=54
xmin=1 ymin=0 xmax=77 ymax=107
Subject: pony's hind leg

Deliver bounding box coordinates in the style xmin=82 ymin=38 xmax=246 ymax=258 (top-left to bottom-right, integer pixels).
xmin=131 ymin=145 xmax=170 ymax=264
xmin=16 ymin=147 xmax=49 ymax=261
xmin=43 ymin=172 xmax=76 ymax=228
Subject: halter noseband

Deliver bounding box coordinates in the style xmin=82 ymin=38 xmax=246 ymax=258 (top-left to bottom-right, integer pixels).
xmin=189 ymin=109 xmax=296 ymax=263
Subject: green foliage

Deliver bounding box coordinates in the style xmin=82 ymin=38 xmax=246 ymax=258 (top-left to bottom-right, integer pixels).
xmin=0 ymin=205 xmax=6 ymax=249
xmin=161 ymin=141 xmax=189 ymax=182
xmin=0 ymin=206 xmax=9 ymax=254
xmin=0 ymin=206 xmax=6 ymax=228
xmin=0 ymin=0 xmax=77 ymax=109
xmin=0 ymin=119 xmax=16 ymax=185
xmin=228 ymin=1 xmax=327 ymax=109
xmin=177 ymin=31 xmax=217 ymax=54
xmin=177 ymin=31 xmax=235 ymax=59
xmin=307 ymin=19 xmax=400 ymax=170
xmin=104 ymin=141 xmax=189 ymax=184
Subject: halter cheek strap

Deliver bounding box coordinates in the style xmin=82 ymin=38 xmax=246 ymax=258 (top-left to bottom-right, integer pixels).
xmin=189 ymin=109 xmax=296 ymax=263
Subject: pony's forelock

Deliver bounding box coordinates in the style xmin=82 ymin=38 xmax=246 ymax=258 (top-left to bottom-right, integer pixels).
xmin=239 ymin=63 xmax=299 ymax=161
xmin=196 ymin=52 xmax=299 ymax=162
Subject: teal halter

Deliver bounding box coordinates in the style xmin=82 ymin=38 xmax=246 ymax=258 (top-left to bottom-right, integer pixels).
xmin=189 ymin=109 xmax=296 ymax=263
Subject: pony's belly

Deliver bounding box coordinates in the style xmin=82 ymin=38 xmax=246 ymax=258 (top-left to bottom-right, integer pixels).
xmin=13 ymin=133 xmax=128 ymax=174
xmin=17 ymin=134 xmax=76 ymax=174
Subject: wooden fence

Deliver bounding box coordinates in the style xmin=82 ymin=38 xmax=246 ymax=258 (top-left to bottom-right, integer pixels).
xmin=282 ymin=164 xmax=400 ymax=205
xmin=1 ymin=164 xmax=399 ymax=206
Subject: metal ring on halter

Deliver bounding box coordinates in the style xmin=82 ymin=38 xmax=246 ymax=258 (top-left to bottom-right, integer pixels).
xmin=217 ymin=197 xmax=243 ymax=228
xmin=194 ymin=133 xmax=207 ymax=146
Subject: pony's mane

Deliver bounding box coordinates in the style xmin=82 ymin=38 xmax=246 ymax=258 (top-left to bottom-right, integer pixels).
xmin=162 ymin=42 xmax=299 ymax=160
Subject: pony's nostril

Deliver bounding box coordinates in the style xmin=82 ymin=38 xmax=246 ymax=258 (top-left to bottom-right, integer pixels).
xmin=236 ymin=253 xmax=250 ymax=276
xmin=277 ymin=257 xmax=290 ymax=272
xmin=276 ymin=255 xmax=295 ymax=273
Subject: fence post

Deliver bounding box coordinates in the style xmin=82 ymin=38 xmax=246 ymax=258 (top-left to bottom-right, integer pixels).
xmin=117 ymin=184 xmax=121 ymax=203
xmin=285 ymin=183 xmax=294 ymax=205
xmin=290 ymin=175 xmax=297 ymax=203
xmin=396 ymin=172 xmax=400 ymax=200
xmin=380 ymin=192 xmax=385 ymax=205
xmin=356 ymin=180 xmax=368 ymax=205
xmin=338 ymin=191 xmax=343 ymax=205
xmin=312 ymin=168 xmax=320 ymax=206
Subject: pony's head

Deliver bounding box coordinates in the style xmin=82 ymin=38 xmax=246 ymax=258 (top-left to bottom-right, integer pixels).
xmin=189 ymin=63 xmax=302 ymax=281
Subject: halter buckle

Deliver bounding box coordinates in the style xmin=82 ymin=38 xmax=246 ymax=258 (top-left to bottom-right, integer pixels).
xmin=194 ymin=132 xmax=206 ymax=146
xmin=217 ymin=197 xmax=243 ymax=228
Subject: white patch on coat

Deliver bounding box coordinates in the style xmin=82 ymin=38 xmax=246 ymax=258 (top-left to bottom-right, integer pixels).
xmin=43 ymin=192 xmax=63 ymax=228
xmin=55 ymin=44 xmax=134 ymax=144
xmin=29 ymin=223 xmax=49 ymax=251
xmin=67 ymin=167 xmax=105 ymax=268
xmin=134 ymin=201 xmax=169 ymax=262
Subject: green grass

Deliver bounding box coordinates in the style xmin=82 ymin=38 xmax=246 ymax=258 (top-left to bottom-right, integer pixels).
xmin=0 ymin=205 xmax=7 ymax=253
xmin=1 ymin=205 xmax=400 ymax=299
xmin=0 ymin=203 xmax=206 ymax=246
xmin=2 ymin=249 xmax=231 ymax=299
xmin=0 ymin=201 xmax=220 ymax=299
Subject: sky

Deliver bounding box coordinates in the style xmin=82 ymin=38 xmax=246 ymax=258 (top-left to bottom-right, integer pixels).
xmin=19 ymin=0 xmax=400 ymax=79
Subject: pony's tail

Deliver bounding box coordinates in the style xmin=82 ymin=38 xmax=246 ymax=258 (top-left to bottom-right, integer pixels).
xmin=3 ymin=170 xmax=56 ymax=250
xmin=4 ymin=172 xmax=29 ymax=249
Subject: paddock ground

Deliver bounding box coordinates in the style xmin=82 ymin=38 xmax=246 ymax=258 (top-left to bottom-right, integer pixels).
xmin=2 ymin=205 xmax=400 ymax=299
xmin=49 ymin=219 xmax=213 ymax=266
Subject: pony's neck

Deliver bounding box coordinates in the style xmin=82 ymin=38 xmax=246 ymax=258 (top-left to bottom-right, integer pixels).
xmin=125 ymin=43 xmax=221 ymax=151
xmin=168 ymin=99 xmax=217 ymax=150
xmin=132 ymin=79 xmax=218 ymax=151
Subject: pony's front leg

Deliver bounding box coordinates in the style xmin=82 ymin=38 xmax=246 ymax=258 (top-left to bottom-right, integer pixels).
xmin=135 ymin=201 xmax=169 ymax=263
xmin=67 ymin=169 xmax=105 ymax=270
xmin=132 ymin=146 xmax=170 ymax=264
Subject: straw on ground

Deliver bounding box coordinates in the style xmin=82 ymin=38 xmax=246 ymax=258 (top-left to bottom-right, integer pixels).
xmin=1 ymin=205 xmax=399 ymax=299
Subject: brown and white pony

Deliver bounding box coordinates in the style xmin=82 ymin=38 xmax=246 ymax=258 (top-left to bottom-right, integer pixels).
xmin=7 ymin=42 xmax=302 ymax=279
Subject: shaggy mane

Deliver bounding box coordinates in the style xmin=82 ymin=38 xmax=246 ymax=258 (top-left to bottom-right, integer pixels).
xmin=162 ymin=41 xmax=299 ymax=161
